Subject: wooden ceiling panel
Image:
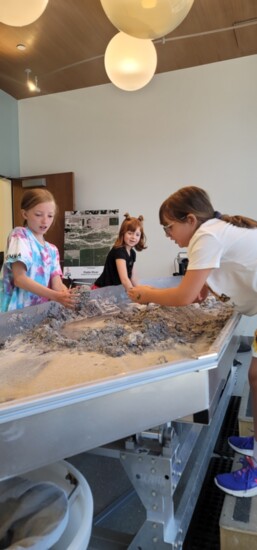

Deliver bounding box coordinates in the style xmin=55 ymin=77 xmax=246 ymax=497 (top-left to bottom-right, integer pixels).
xmin=234 ymin=22 xmax=257 ymax=54
xmin=0 ymin=0 xmax=257 ymax=100
xmin=156 ymin=31 xmax=240 ymax=73
xmin=42 ymin=57 xmax=109 ymax=96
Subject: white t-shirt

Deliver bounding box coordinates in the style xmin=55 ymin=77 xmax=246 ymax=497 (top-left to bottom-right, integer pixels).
xmin=187 ymin=219 xmax=257 ymax=316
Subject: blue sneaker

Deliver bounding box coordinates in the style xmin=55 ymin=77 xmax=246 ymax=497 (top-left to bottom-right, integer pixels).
xmin=215 ymin=457 xmax=257 ymax=497
xmin=228 ymin=435 xmax=254 ymax=456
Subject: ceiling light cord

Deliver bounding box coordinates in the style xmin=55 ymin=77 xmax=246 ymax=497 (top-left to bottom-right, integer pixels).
xmin=155 ymin=17 xmax=257 ymax=44
xmin=37 ymin=18 xmax=257 ymax=82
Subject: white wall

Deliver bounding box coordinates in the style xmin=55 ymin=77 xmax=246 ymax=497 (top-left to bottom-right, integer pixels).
xmin=18 ymin=54 xmax=257 ymax=279
xmin=0 ymin=90 xmax=19 ymax=178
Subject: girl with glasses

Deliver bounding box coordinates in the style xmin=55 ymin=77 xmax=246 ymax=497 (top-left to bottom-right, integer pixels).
xmin=128 ymin=185 xmax=257 ymax=498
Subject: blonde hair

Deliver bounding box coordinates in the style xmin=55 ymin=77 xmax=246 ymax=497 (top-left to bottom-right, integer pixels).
xmin=114 ymin=213 xmax=147 ymax=251
xmin=21 ymin=189 xmax=57 ymax=226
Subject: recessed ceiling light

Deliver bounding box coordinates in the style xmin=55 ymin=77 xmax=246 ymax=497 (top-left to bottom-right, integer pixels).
xmin=16 ymin=44 xmax=26 ymax=51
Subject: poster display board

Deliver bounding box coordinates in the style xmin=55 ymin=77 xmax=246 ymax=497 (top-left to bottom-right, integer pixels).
xmin=63 ymin=209 xmax=119 ymax=283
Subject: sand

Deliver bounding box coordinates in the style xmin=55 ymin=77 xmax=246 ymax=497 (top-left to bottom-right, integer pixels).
xmin=0 ymin=293 xmax=234 ymax=405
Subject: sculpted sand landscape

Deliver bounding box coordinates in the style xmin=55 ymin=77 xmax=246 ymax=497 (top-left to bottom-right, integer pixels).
xmin=0 ymin=290 xmax=234 ymax=404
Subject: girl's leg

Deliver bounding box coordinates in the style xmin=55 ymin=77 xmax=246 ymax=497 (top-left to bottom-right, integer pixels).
xmin=214 ymin=333 xmax=257 ymax=497
xmin=248 ymin=356 xmax=257 ymax=460
xmin=228 ymin=355 xmax=257 ymax=457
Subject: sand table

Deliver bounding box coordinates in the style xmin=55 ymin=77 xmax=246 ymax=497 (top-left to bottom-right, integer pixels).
xmin=0 ymin=291 xmax=234 ymax=404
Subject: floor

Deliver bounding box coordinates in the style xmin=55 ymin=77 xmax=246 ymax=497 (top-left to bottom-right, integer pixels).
xmin=66 ymin=343 xmax=252 ymax=549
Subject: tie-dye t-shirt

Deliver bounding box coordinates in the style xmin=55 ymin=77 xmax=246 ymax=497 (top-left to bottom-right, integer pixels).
xmin=1 ymin=226 xmax=62 ymax=312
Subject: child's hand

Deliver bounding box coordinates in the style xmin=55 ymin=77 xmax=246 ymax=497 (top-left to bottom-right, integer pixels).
xmin=127 ymin=285 xmax=150 ymax=304
xmin=193 ymin=284 xmax=209 ymax=304
xmin=55 ymin=288 xmax=79 ymax=309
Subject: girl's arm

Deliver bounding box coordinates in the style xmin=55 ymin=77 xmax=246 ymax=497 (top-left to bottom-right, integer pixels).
xmin=194 ymin=282 xmax=210 ymax=303
xmin=127 ymin=268 xmax=212 ymax=306
xmin=12 ymin=262 xmax=76 ymax=308
xmin=50 ymin=274 xmax=70 ymax=292
xmin=130 ymin=264 xmax=138 ymax=287
xmin=116 ymin=259 xmax=134 ymax=291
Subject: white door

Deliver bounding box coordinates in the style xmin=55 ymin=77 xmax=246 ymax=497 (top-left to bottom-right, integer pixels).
xmin=0 ymin=177 xmax=13 ymax=269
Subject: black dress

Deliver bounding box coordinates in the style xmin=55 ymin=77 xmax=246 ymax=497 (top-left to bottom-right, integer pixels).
xmin=94 ymin=246 xmax=136 ymax=287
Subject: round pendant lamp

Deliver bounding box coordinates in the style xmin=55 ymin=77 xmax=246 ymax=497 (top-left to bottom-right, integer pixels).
xmin=0 ymin=0 xmax=49 ymax=27
xmin=100 ymin=0 xmax=194 ymax=40
xmin=104 ymin=32 xmax=157 ymax=91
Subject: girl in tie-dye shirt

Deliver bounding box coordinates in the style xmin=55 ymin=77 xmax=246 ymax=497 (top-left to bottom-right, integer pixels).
xmin=1 ymin=189 xmax=76 ymax=312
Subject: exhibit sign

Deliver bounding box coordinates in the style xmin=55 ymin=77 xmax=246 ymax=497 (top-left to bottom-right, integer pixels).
xmin=63 ymin=209 xmax=119 ymax=283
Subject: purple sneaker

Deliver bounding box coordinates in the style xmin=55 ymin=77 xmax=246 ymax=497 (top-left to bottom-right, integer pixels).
xmin=228 ymin=435 xmax=254 ymax=456
xmin=215 ymin=456 xmax=257 ymax=497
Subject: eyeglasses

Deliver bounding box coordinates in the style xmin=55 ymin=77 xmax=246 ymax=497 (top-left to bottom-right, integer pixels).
xmin=163 ymin=223 xmax=173 ymax=234
xmin=162 ymin=216 xmax=187 ymax=234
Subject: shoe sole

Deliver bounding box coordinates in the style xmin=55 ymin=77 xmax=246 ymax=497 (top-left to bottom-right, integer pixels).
xmin=228 ymin=441 xmax=254 ymax=456
xmin=214 ymin=477 xmax=257 ymax=497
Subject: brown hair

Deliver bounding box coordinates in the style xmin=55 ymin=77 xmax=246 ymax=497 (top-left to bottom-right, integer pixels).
xmin=159 ymin=186 xmax=257 ymax=229
xmin=21 ymin=189 xmax=57 ymax=226
xmin=114 ymin=213 xmax=147 ymax=251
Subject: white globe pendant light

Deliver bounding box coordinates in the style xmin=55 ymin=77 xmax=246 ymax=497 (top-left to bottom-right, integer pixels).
xmin=0 ymin=0 xmax=49 ymax=27
xmin=100 ymin=0 xmax=194 ymax=40
xmin=104 ymin=32 xmax=157 ymax=91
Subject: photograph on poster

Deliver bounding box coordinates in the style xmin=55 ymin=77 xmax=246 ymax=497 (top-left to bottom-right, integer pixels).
xmin=63 ymin=209 xmax=119 ymax=283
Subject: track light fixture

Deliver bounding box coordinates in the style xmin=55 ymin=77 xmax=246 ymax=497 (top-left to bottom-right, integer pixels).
xmin=25 ymin=69 xmax=41 ymax=93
